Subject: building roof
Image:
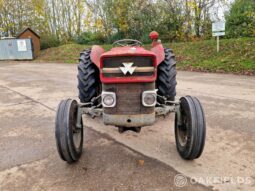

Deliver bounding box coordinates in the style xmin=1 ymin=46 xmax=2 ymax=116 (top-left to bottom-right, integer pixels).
xmin=17 ymin=28 xmax=40 ymax=39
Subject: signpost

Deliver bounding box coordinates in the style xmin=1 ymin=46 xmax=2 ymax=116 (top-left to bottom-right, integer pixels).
xmin=212 ymin=21 xmax=225 ymax=52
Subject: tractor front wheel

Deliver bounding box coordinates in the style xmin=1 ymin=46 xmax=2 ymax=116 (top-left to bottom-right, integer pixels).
xmin=175 ymin=96 xmax=206 ymax=160
xmin=55 ymin=99 xmax=83 ymax=163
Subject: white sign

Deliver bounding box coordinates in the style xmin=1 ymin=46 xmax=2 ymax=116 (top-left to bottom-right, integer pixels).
xmin=213 ymin=31 xmax=225 ymax=37
xmin=212 ymin=22 xmax=225 ymax=32
xmin=212 ymin=22 xmax=225 ymax=52
xmin=17 ymin=40 xmax=27 ymax=51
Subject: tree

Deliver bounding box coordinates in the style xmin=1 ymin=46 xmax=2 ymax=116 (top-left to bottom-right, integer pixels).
xmin=226 ymin=0 xmax=255 ymax=38
xmin=0 ymin=0 xmax=234 ymax=45
xmin=0 ymin=0 xmax=49 ymax=37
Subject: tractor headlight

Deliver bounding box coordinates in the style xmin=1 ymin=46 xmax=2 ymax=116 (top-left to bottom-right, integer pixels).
xmin=142 ymin=90 xmax=157 ymax=107
xmin=102 ymin=92 xmax=116 ymax=107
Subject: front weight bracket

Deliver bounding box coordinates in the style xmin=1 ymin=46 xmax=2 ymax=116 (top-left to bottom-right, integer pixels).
xmin=76 ymin=104 xmax=103 ymax=129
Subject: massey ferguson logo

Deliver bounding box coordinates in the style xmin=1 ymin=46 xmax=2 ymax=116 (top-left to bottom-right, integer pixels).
xmin=120 ymin=62 xmax=137 ymax=75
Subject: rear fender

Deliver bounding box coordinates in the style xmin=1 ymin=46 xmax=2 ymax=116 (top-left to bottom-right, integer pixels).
xmin=151 ymin=42 xmax=165 ymax=66
xmin=90 ymin=45 xmax=105 ymax=69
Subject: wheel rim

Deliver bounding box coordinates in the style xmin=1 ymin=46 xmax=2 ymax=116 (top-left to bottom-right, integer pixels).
xmin=73 ymin=129 xmax=82 ymax=149
xmin=71 ymin=104 xmax=82 ymax=150
xmin=177 ymin=110 xmax=188 ymax=147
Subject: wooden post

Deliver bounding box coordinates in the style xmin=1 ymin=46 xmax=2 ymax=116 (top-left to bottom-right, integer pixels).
xmin=217 ymin=36 xmax=219 ymax=52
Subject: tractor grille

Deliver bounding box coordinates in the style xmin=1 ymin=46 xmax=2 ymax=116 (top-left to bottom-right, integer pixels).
xmin=102 ymin=56 xmax=154 ymax=77
xmin=103 ymin=83 xmax=155 ymax=115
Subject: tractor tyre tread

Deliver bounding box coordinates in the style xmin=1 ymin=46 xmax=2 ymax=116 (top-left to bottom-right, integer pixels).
xmin=156 ymin=48 xmax=177 ymax=101
xmin=77 ymin=49 xmax=101 ymax=103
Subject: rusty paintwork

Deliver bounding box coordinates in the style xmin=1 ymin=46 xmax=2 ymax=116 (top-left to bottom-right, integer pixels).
xmin=90 ymin=34 xmax=165 ymax=83
xmin=90 ymin=45 xmax=105 ymax=68
xmin=103 ymin=113 xmax=155 ymax=127
xmin=103 ymin=83 xmax=155 ymax=115
xmin=100 ymin=47 xmax=157 ymax=84
xmin=102 ymin=56 xmax=154 ymax=77
xmin=101 ymin=46 xmax=156 ymax=58
xmin=151 ymin=42 xmax=165 ymax=65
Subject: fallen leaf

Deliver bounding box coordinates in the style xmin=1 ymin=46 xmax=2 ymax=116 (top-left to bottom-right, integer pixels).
xmin=138 ymin=160 xmax=144 ymax=166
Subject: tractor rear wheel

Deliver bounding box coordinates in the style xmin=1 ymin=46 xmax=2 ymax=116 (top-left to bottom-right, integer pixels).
xmin=55 ymin=99 xmax=83 ymax=163
xmin=156 ymin=48 xmax=177 ymax=102
xmin=175 ymin=96 xmax=206 ymax=160
xmin=78 ymin=49 xmax=101 ymax=103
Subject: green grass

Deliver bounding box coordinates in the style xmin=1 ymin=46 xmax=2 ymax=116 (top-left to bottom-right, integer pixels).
xmin=37 ymin=43 xmax=112 ymax=64
xmin=169 ymin=38 xmax=255 ymax=75
xmin=36 ymin=38 xmax=255 ymax=75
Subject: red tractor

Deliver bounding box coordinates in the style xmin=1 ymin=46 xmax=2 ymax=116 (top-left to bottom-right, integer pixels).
xmin=55 ymin=31 xmax=206 ymax=163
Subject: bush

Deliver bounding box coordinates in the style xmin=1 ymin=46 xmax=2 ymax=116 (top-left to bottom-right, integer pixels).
xmin=140 ymin=32 xmax=152 ymax=44
xmin=104 ymin=32 xmax=124 ymax=44
xmin=226 ymin=0 xmax=255 ymax=38
xmin=106 ymin=31 xmax=153 ymax=44
xmin=40 ymin=35 xmax=61 ymax=50
xmin=76 ymin=32 xmax=105 ymax=44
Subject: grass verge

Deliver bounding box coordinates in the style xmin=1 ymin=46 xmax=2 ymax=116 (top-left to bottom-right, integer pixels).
xmin=36 ymin=38 xmax=255 ymax=75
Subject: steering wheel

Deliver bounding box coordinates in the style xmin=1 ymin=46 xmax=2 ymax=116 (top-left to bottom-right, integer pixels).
xmin=113 ymin=39 xmax=142 ymax=47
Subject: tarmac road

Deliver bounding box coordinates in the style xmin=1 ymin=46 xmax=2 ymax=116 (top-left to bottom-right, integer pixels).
xmin=0 ymin=62 xmax=255 ymax=191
